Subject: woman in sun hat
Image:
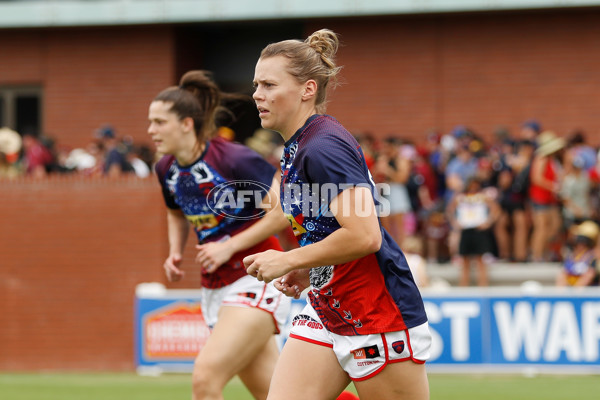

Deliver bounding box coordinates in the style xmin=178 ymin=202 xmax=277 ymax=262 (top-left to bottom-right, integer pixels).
xmin=529 ymin=130 xmax=566 ymax=262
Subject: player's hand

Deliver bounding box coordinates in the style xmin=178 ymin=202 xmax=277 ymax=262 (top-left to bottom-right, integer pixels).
xmin=244 ymin=250 xmax=292 ymax=283
xmin=195 ymin=239 xmax=234 ymax=274
xmin=164 ymin=254 xmax=184 ymax=282
xmin=274 ymin=269 xmax=310 ymax=299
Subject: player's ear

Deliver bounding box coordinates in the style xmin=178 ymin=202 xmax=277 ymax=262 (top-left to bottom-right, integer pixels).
xmin=302 ymin=80 xmax=317 ymax=101
xmin=181 ymin=116 xmax=194 ymax=132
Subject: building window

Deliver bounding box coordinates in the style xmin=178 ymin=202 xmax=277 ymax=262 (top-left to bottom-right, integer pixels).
xmin=0 ymin=86 xmax=42 ymax=136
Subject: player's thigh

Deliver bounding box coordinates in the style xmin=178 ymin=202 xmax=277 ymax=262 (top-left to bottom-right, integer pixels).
xmin=267 ymin=337 xmax=350 ymax=400
xmin=354 ymin=360 xmax=429 ymax=400
xmin=237 ymin=335 xmax=280 ymax=400
xmin=194 ymin=305 xmax=276 ymax=381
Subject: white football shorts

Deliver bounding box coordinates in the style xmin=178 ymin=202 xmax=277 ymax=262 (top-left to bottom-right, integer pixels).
xmin=288 ymin=301 xmax=431 ymax=381
xmin=200 ymin=274 xmax=291 ymax=334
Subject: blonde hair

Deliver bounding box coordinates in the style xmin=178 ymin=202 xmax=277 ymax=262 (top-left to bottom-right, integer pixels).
xmin=260 ymin=29 xmax=342 ymax=113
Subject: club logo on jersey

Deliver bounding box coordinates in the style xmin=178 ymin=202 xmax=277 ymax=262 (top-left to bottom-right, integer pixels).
xmin=392 ymin=340 xmax=405 ymax=354
xmin=351 ymin=345 xmax=380 ymax=359
xmin=207 ymin=180 xmax=274 ymax=220
xmin=309 ymin=265 xmax=333 ymax=289
xmin=190 ymin=162 xmax=214 ymax=183
xmin=165 ymin=165 xmax=180 ymax=194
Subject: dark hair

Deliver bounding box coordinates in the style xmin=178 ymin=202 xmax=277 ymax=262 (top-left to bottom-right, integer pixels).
xmin=259 ymin=29 xmax=342 ymax=114
xmin=153 ymin=70 xmax=248 ymax=143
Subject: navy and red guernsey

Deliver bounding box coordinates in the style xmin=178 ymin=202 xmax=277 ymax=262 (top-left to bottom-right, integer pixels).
xmin=155 ymin=136 xmax=279 ymax=289
xmin=280 ymin=115 xmax=428 ymax=336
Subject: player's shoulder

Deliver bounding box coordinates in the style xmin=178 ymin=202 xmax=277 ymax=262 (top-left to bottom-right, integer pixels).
xmin=300 ymin=115 xmax=359 ymax=152
xmin=154 ymin=154 xmax=176 ymax=176
xmin=208 ymin=136 xmax=261 ymax=159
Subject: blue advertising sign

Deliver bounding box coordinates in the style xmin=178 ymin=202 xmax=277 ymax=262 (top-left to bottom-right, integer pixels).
xmin=134 ymin=285 xmax=600 ymax=373
xmin=424 ymin=288 xmax=600 ymax=371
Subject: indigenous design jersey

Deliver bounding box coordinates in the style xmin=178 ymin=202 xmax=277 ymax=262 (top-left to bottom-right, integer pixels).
xmin=281 ymin=115 xmax=428 ymax=336
xmin=155 ymin=136 xmax=278 ymax=289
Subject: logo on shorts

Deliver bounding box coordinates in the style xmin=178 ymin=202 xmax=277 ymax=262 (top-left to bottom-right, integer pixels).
xmin=351 ymin=345 xmax=380 ymax=359
xmin=392 ymin=340 xmax=405 ymax=354
xmin=291 ymin=314 xmax=324 ymax=329
xmin=240 ymin=292 xmax=257 ymax=299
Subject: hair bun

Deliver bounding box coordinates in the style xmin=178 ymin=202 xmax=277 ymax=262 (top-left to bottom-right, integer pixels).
xmin=306 ymin=29 xmax=339 ymax=60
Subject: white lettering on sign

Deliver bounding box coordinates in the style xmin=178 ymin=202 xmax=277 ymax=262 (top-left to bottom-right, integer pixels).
xmin=494 ymin=301 xmax=600 ymax=362
xmin=424 ymin=301 xmax=480 ymax=361
xmin=494 ymin=301 xmax=550 ymax=361
xmin=582 ymin=302 xmax=600 ymax=361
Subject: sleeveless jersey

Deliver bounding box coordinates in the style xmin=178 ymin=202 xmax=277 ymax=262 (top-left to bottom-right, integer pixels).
xmin=155 ymin=136 xmax=279 ymax=289
xmin=280 ymin=115 xmax=428 ymax=336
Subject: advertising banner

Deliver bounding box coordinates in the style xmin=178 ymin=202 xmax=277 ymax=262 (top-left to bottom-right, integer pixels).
xmin=424 ymin=288 xmax=600 ymax=372
xmin=134 ymin=284 xmax=600 ymax=373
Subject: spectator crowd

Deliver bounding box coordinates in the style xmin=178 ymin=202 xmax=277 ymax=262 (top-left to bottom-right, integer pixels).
xmin=2 ymin=119 xmax=600 ymax=287
xmin=0 ymin=124 xmax=154 ymax=179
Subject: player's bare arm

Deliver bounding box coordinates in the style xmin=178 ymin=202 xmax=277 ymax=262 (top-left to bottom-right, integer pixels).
xmin=195 ymin=175 xmax=288 ymax=273
xmin=164 ymin=208 xmax=189 ymax=282
xmin=244 ymin=186 xmax=381 ymax=283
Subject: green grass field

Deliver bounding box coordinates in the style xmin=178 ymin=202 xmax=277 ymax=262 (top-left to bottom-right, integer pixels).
xmin=0 ymin=372 xmax=598 ymax=400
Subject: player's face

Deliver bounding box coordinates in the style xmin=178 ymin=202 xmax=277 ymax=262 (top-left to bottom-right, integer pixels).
xmin=147 ymin=101 xmax=188 ymax=155
xmin=253 ymin=56 xmax=306 ymax=138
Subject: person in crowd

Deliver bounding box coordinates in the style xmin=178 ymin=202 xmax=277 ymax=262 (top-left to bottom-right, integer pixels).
xmin=0 ymin=127 xmax=23 ymax=178
xmin=519 ymin=119 xmax=541 ymax=141
xmin=374 ymin=136 xmax=413 ymax=246
xmin=560 ymin=150 xmax=592 ymax=230
xmin=447 ymin=177 xmax=500 ymax=286
xmin=566 ymin=129 xmax=596 ymax=171
xmin=95 ymin=124 xmax=134 ymax=177
xmin=22 ymin=133 xmax=54 ymax=178
xmin=126 ymin=144 xmax=151 ymax=178
xmin=494 ymin=139 xmax=534 ymax=262
xmin=529 ymin=131 xmax=565 ymax=262
xmin=149 ymin=70 xmax=293 ymax=400
xmin=245 ymin=28 xmax=430 ymax=400
xmin=444 ymin=139 xmax=479 ymax=259
xmin=556 ymin=220 xmax=599 ymax=287
xmin=401 ymin=235 xmax=430 ymax=288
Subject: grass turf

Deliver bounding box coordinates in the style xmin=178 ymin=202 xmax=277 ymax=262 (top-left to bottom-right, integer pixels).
xmin=0 ymin=372 xmax=597 ymax=399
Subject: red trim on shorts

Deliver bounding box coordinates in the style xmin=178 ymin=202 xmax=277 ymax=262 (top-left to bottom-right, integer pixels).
xmin=350 ymin=333 xmax=388 ymax=382
xmin=388 ymin=328 xmax=427 ymax=365
xmin=288 ymin=333 xmax=333 ymax=348
xmin=351 ymin=363 xmax=387 ymax=382
xmin=406 ymin=328 xmax=414 ymax=358
xmin=254 ymin=292 xmax=283 ymax=334
xmin=223 ymin=283 xmax=283 ymax=334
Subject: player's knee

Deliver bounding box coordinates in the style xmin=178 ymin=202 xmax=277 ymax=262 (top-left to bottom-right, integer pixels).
xmin=192 ymin=363 xmax=223 ymax=399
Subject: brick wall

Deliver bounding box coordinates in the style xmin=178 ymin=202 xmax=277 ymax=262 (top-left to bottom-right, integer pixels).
xmin=0 ymin=25 xmax=175 ymax=149
xmin=4 ymin=11 xmax=600 ymax=148
xmin=313 ymin=9 xmax=600 ymax=143
xmin=0 ymin=176 xmax=204 ymax=371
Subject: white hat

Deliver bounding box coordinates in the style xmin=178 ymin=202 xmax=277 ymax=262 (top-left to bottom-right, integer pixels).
xmin=535 ymin=131 xmax=565 ymax=157
xmin=0 ymin=127 xmax=22 ymax=155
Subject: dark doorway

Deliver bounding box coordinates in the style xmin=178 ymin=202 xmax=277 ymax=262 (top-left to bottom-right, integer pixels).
xmin=175 ymin=21 xmax=303 ymax=143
